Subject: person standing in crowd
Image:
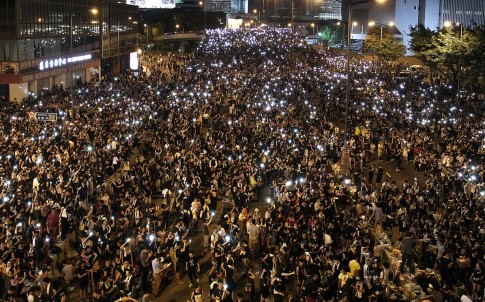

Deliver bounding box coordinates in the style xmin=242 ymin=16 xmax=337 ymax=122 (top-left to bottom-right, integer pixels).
xmin=375 ymin=165 xmax=384 ymax=184
xmin=400 ymin=232 xmax=429 ymax=276
xmin=139 ymin=246 xmax=153 ymax=293
xmin=0 ymin=28 xmax=483 ymax=302
xmin=151 ymin=254 xmax=165 ymax=296
xmin=246 ymin=218 xmax=259 ymax=254
xmin=186 ymin=251 xmax=200 ymax=288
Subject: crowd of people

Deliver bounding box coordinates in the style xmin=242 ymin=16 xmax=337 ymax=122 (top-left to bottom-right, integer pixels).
xmin=0 ymin=28 xmax=483 ymax=302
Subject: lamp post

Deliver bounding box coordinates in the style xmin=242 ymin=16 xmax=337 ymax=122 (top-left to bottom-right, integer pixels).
xmin=262 ymin=0 xmax=265 ymax=23
xmin=369 ymin=21 xmax=394 ymax=41
xmin=254 ymin=9 xmax=260 ymax=25
xmin=445 ymin=21 xmax=463 ymax=102
xmin=311 ymin=23 xmax=315 ymax=42
xmin=137 ymin=48 xmax=142 ymax=71
xmin=337 ymin=21 xmax=344 ymax=49
xmin=368 ymin=21 xmax=378 ymax=39
xmin=343 ymin=0 xmax=386 ymax=149
xmin=199 ymin=1 xmax=206 ymax=30
xmin=175 ymin=24 xmax=184 ymax=33
xmin=144 ymin=24 xmax=149 ymax=51
xmin=388 ymin=21 xmax=394 ymax=35
xmin=360 ymin=23 xmax=364 ymax=53
xmin=117 ymin=21 xmax=120 ymax=72
xmin=70 ymin=14 xmax=73 ymax=57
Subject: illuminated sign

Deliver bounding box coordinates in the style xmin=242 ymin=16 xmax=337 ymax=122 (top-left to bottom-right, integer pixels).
xmin=129 ymin=52 xmax=139 ymax=70
xmin=39 ymin=54 xmax=93 ymax=71
xmin=126 ymin=0 xmax=176 ymax=9
xmin=35 ymin=112 xmax=57 ymax=122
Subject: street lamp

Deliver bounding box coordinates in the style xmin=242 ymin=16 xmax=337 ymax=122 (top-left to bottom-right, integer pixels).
xmin=144 ymin=24 xmax=149 ymax=51
xmin=311 ymin=23 xmax=315 ymax=37
xmin=343 ymin=0 xmax=387 ymax=151
xmin=351 ymin=21 xmax=363 ymax=53
xmin=444 ymin=21 xmax=463 ymax=102
xmin=368 ymin=21 xmax=392 ymax=41
xmin=253 ymin=9 xmax=260 ymax=23
xmin=137 ymin=48 xmax=142 ymax=71
xmin=199 ymin=1 xmax=207 ymax=30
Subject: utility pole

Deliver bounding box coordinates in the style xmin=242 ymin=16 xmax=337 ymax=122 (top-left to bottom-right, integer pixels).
xmin=291 ymin=0 xmax=294 ymax=29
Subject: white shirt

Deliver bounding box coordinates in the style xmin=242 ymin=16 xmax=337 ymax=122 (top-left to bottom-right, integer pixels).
xmin=461 ymin=295 xmax=473 ymax=302
xmin=33 ymin=177 xmax=39 ymax=191
xmin=151 ymin=258 xmax=162 ymax=275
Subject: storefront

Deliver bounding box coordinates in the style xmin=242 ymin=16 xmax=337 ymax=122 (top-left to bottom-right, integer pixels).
xmin=0 ymin=59 xmax=100 ymax=102
xmin=0 ymin=0 xmax=139 ymax=102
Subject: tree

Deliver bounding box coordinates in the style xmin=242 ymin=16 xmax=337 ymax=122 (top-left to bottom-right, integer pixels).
xmin=408 ymin=24 xmax=437 ymax=62
xmin=317 ymin=25 xmax=338 ymax=46
xmin=364 ymin=26 xmax=405 ymax=61
xmin=151 ymin=23 xmax=164 ymax=38
xmin=409 ymin=24 xmax=485 ymax=88
xmin=421 ymin=27 xmax=480 ymax=84
xmin=468 ymin=26 xmax=485 ymax=85
xmin=151 ymin=23 xmax=165 ymax=50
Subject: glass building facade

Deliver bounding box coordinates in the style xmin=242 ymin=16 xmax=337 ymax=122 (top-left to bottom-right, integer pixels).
xmin=441 ymin=0 xmax=485 ymax=28
xmin=0 ymin=0 xmax=138 ymax=101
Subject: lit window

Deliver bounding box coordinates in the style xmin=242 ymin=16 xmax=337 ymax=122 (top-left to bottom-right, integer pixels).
xmin=456 ymin=10 xmax=462 ymax=14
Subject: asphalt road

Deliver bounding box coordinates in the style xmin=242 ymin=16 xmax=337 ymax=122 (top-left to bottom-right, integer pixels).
xmin=149 ymin=158 xmax=427 ymax=302
xmin=130 ymin=55 xmax=430 ymax=302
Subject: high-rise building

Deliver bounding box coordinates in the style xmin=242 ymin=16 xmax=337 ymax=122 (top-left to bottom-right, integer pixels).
xmin=349 ymin=0 xmax=485 ymax=55
xmin=232 ymin=0 xmax=248 ymax=14
xmin=320 ymin=0 xmax=342 ymax=20
xmin=210 ymin=0 xmax=247 ymax=13
xmin=274 ymin=0 xmax=292 ymax=17
xmin=440 ymin=0 xmax=485 ymax=28
xmin=305 ymin=0 xmax=341 ymax=19
xmin=0 ymin=0 xmax=138 ymax=101
xmin=211 ymin=0 xmax=232 ymax=13
xmin=393 ymin=0 xmax=485 ymax=54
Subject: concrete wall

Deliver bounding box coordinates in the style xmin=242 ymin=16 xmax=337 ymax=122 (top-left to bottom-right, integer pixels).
xmin=421 ymin=0 xmax=441 ymax=30
xmin=395 ymin=0 xmax=420 ymax=55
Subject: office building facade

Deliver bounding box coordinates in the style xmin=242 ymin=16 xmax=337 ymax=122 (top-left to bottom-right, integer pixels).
xmin=0 ymin=0 xmax=138 ymax=102
xmin=349 ymin=0 xmax=485 ymax=55
xmin=305 ymin=0 xmax=341 ymax=20
xmin=440 ymin=0 xmax=485 ymax=28
xmin=210 ymin=0 xmax=247 ymax=13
